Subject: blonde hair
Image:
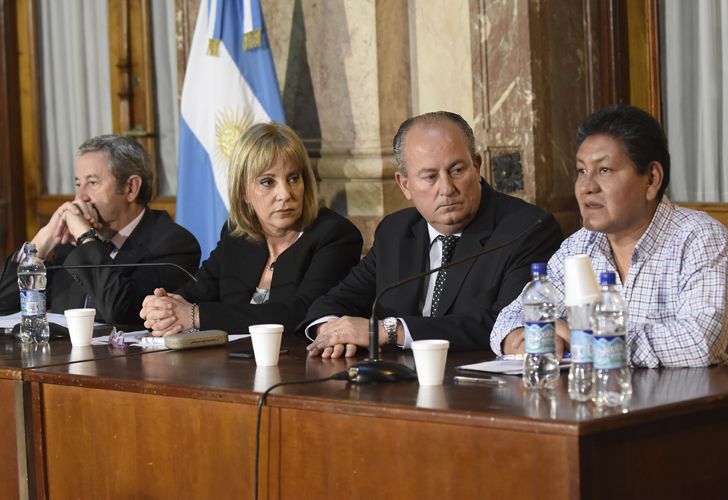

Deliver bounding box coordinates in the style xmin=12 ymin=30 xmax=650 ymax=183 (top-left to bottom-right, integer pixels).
xmin=227 ymin=122 xmax=321 ymax=241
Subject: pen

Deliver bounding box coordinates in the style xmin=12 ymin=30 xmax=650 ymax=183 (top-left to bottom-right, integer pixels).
xmin=453 ymin=375 xmax=506 ymax=386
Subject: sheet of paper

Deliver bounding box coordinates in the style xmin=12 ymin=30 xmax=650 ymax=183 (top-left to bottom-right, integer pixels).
xmin=1 ymin=311 xmax=102 ymax=329
xmin=91 ymin=331 xmax=249 ymax=347
xmin=458 ymin=355 xmax=571 ymax=375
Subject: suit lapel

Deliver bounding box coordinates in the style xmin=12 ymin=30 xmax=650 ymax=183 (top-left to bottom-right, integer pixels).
xmin=112 ymin=209 xmax=156 ymax=265
xmin=434 ymin=182 xmax=496 ymax=317
xmin=240 ymin=237 xmax=269 ymax=293
xmin=394 ymin=218 xmax=429 ymax=313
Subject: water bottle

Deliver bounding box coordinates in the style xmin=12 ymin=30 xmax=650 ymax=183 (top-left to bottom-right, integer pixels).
xmin=522 ymin=263 xmax=559 ymax=390
xmin=17 ymin=244 xmax=49 ymax=343
xmin=567 ymin=303 xmax=595 ymax=401
xmin=593 ymin=272 xmax=632 ymax=408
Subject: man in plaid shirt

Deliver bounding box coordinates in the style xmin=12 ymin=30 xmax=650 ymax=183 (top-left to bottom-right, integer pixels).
xmin=491 ymin=105 xmax=728 ymax=367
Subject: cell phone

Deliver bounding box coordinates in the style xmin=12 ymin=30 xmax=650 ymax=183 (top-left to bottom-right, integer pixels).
xmin=228 ymin=347 xmax=289 ymax=359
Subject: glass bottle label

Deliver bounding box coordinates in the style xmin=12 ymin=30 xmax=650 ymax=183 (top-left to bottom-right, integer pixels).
xmin=570 ymin=329 xmax=593 ymax=363
xmin=20 ymin=290 xmax=46 ymax=316
xmin=593 ymin=335 xmax=627 ymax=369
xmin=524 ymin=322 xmax=555 ymax=354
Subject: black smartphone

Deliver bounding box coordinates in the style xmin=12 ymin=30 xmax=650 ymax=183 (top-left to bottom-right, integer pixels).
xmin=228 ymin=348 xmax=289 ymax=359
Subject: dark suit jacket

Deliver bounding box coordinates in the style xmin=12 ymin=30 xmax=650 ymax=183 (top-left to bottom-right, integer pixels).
xmin=300 ymin=182 xmax=564 ymax=352
xmin=0 ymin=209 xmax=201 ymax=325
xmin=177 ymin=208 xmax=363 ymax=335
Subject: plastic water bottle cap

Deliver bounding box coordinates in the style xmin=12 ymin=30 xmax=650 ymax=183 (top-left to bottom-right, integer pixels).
xmin=530 ymin=262 xmax=547 ymax=276
xmin=599 ymin=272 xmax=616 ymax=285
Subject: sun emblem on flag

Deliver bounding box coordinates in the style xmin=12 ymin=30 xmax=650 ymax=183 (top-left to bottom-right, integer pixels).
xmin=214 ymin=108 xmax=254 ymax=165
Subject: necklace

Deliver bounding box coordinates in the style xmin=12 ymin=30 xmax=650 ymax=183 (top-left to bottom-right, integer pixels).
xmin=266 ymin=231 xmax=303 ymax=273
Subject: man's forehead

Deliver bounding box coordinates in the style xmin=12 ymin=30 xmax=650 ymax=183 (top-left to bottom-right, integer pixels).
xmin=403 ymin=123 xmax=470 ymax=169
xmin=75 ymin=151 xmax=112 ymax=176
xmin=408 ymin=119 xmax=465 ymax=143
xmin=577 ymin=134 xmax=625 ymax=160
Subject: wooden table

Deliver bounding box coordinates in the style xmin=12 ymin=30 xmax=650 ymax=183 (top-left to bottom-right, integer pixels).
xmin=0 ymin=333 xmax=153 ymax=500
xmin=25 ymin=337 xmax=728 ymax=500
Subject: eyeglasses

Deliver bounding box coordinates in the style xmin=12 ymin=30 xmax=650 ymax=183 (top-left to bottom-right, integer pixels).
xmin=107 ymin=327 xmax=126 ymax=349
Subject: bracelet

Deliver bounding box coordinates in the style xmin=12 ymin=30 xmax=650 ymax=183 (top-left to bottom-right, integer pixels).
xmin=190 ymin=303 xmax=198 ymax=331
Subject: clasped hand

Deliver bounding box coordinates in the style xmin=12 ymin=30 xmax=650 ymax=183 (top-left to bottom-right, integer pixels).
xmin=306 ymin=316 xmax=377 ymax=359
xmin=32 ymin=200 xmax=100 ymax=258
xmin=140 ymin=288 xmax=194 ymax=336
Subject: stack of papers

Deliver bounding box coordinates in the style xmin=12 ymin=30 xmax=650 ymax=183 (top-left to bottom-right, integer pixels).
xmin=0 ymin=312 xmax=102 ymax=329
xmin=92 ymin=331 xmax=248 ymax=347
xmin=458 ymin=355 xmax=571 ymax=375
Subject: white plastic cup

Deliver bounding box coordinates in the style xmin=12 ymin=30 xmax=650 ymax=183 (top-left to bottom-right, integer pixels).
xmin=248 ymin=324 xmax=284 ymax=366
xmin=564 ymin=255 xmax=601 ymax=306
xmin=411 ymin=339 xmax=450 ymax=386
xmin=64 ymin=308 xmax=96 ymax=347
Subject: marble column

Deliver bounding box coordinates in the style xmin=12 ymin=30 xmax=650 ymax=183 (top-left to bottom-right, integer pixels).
xmin=265 ymin=0 xmax=411 ymax=250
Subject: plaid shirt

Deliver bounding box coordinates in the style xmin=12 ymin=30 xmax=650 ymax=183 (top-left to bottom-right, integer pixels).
xmin=491 ymin=199 xmax=728 ymax=367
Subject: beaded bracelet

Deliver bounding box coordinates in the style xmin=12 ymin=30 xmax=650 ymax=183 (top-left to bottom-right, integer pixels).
xmin=190 ymin=303 xmax=198 ymax=331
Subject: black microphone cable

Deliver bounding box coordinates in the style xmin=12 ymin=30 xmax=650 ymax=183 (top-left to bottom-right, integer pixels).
xmin=253 ymin=371 xmax=350 ymax=500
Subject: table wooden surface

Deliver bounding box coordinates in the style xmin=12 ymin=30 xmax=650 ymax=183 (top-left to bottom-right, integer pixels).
xmin=24 ymin=336 xmax=728 ymax=500
xmin=0 ymin=332 xmax=156 ymax=500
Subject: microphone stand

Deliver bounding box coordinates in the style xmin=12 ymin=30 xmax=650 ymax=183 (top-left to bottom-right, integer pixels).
xmin=347 ymin=217 xmax=545 ymax=383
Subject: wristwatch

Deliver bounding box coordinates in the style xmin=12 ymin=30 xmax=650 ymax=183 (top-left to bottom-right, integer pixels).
xmin=383 ymin=317 xmax=399 ymax=346
xmin=76 ymin=228 xmax=100 ymax=246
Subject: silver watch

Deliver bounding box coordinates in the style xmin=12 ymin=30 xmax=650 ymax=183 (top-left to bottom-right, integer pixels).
xmin=383 ymin=317 xmax=398 ymax=346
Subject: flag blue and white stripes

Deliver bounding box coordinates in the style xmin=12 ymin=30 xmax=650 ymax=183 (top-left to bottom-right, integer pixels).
xmin=176 ymin=0 xmax=285 ymax=261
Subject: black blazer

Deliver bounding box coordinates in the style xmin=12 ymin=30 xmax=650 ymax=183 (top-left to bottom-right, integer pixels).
xmin=177 ymin=208 xmax=363 ymax=335
xmin=0 ymin=209 xmax=201 ymax=325
xmin=300 ymin=182 xmax=564 ymax=352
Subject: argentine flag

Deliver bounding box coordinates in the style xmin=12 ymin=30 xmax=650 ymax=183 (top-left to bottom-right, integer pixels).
xmin=177 ymin=0 xmax=285 ymax=261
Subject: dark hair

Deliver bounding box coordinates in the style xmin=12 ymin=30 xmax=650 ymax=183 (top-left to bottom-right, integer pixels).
xmin=575 ymin=105 xmax=670 ymax=199
xmin=393 ymin=111 xmax=476 ymax=174
xmin=77 ymin=134 xmax=153 ymax=204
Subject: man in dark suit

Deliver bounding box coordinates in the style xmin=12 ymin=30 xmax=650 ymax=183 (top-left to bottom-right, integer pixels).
xmin=303 ymin=111 xmax=563 ymax=357
xmin=0 ymin=135 xmax=200 ymax=325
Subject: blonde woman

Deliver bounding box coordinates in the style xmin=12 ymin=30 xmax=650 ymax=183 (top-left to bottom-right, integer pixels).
xmin=140 ymin=123 xmax=362 ymax=335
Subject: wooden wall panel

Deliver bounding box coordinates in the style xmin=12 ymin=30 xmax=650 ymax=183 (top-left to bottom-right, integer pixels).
xmin=580 ymin=406 xmax=728 ymax=499
xmin=275 ymin=407 xmax=575 ymax=500
xmin=0 ymin=379 xmax=20 ymax=500
xmin=41 ymin=384 xmax=259 ymax=499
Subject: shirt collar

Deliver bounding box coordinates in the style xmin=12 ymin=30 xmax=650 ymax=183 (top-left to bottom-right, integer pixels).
xmin=426 ymin=224 xmax=462 ymax=246
xmin=631 ymin=198 xmax=672 ymax=262
xmin=109 ymin=208 xmax=145 ymax=250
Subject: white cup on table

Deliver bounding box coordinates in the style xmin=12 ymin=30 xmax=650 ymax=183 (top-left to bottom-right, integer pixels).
xmin=64 ymin=308 xmax=96 ymax=347
xmin=249 ymin=324 xmax=284 ymax=366
xmin=411 ymin=339 xmax=450 ymax=386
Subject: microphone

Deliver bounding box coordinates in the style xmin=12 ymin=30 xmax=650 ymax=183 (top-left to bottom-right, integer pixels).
xmin=347 ymin=216 xmax=546 ymax=383
xmin=46 ymin=262 xmax=199 ymax=282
